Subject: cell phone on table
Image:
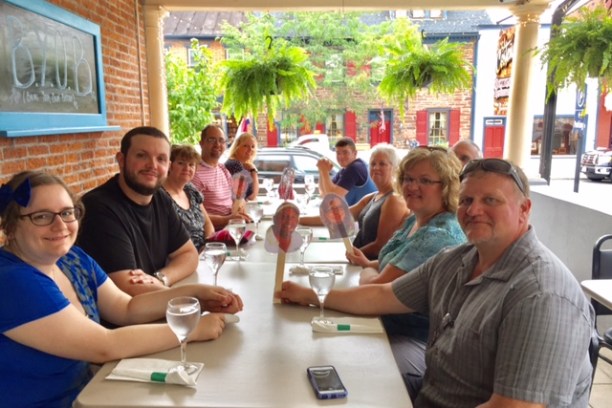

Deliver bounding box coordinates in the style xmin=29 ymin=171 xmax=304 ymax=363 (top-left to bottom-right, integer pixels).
xmin=306 ymin=365 xmax=348 ymax=400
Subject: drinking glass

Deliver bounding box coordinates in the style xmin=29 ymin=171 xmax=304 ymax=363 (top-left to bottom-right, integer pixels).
xmin=262 ymin=178 xmax=274 ymax=196
xmin=296 ymin=227 xmax=313 ymax=267
xmin=304 ymin=174 xmax=316 ymax=201
xmin=295 ymin=194 xmax=308 ymax=214
xmin=308 ymin=266 xmax=335 ymax=324
xmin=227 ymin=218 xmax=247 ymax=262
xmin=166 ymin=297 xmax=201 ymax=372
xmin=245 ymin=202 xmax=264 ymax=239
xmin=203 ymin=242 xmax=227 ymax=285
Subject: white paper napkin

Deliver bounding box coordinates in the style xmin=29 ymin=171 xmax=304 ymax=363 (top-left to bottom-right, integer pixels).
xmin=289 ymin=264 xmax=345 ymax=275
xmin=106 ymin=358 xmax=204 ymax=386
xmin=311 ymin=316 xmax=384 ymax=334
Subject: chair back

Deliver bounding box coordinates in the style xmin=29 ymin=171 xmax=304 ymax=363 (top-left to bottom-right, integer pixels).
xmin=592 ymin=234 xmax=612 ymax=315
xmin=589 ymin=328 xmax=601 ymax=391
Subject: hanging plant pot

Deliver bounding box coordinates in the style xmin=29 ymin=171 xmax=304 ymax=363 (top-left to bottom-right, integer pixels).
xmin=538 ymin=4 xmax=612 ymax=98
xmin=378 ymin=37 xmax=473 ymax=116
xmin=219 ymin=37 xmax=316 ymax=125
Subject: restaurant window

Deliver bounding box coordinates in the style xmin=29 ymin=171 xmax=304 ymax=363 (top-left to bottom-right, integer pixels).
xmin=326 ymin=113 xmax=344 ymax=138
xmin=428 ymin=109 xmax=449 ymax=146
xmin=531 ymin=115 xmax=575 ymax=155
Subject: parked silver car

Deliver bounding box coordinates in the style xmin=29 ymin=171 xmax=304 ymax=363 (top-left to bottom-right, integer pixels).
xmin=253 ymin=146 xmax=340 ymax=187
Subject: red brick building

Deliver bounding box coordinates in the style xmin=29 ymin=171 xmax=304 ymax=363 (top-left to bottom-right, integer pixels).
xmin=164 ymin=11 xmax=487 ymax=149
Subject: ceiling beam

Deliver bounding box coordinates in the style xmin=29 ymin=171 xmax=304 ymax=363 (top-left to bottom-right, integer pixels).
xmin=144 ymin=0 xmax=554 ymax=12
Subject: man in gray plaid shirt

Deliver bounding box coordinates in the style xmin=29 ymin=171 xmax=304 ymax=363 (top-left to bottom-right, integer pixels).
xmin=279 ymin=158 xmax=594 ymax=408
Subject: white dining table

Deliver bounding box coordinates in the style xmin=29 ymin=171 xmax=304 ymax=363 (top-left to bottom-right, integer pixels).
xmin=74 ymin=220 xmax=412 ymax=408
xmin=581 ymin=279 xmax=612 ymax=310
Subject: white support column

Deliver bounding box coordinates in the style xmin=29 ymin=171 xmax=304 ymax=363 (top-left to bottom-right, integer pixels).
xmin=143 ymin=4 xmax=169 ymax=134
xmin=504 ymin=4 xmax=547 ymax=168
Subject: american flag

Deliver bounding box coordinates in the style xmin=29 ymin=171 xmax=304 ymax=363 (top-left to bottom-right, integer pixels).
xmin=236 ymin=117 xmax=250 ymax=138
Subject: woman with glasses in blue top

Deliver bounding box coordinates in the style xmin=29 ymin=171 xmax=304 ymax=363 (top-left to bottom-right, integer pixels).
xmin=0 ymin=171 xmax=243 ymax=407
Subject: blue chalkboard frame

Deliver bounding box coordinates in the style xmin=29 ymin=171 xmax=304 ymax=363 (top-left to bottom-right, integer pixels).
xmin=0 ymin=0 xmax=119 ymax=137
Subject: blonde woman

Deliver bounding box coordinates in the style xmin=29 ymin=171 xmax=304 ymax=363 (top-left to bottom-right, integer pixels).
xmin=224 ymin=132 xmax=259 ymax=201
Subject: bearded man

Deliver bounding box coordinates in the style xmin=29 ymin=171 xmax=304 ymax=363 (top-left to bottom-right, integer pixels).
xmin=78 ymin=126 xmax=198 ymax=295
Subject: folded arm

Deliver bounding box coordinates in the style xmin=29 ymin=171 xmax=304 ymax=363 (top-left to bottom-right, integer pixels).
xmin=96 ymin=279 xmax=244 ymax=326
xmin=4 ymin=304 xmax=226 ymax=364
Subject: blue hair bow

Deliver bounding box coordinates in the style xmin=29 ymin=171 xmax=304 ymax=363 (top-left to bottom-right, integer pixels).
xmin=0 ymin=178 xmax=31 ymax=213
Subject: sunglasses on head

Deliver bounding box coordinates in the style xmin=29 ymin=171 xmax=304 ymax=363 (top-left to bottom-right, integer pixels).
xmin=459 ymin=158 xmax=526 ymax=195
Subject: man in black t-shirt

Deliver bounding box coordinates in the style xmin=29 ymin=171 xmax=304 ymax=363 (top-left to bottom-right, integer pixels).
xmin=77 ymin=126 xmax=199 ymax=296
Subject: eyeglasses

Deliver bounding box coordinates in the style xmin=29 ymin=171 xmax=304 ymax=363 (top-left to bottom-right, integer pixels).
xmin=204 ymin=137 xmax=226 ymax=145
xmin=460 ymin=159 xmax=526 ymax=195
xmin=20 ymin=208 xmax=83 ymax=226
xmin=400 ymin=176 xmax=443 ymax=187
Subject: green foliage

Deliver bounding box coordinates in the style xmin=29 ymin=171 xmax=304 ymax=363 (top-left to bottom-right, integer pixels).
xmin=538 ymin=5 xmax=612 ymax=98
xmin=165 ymin=39 xmax=219 ymax=145
xmin=377 ymin=19 xmax=473 ymax=116
xmin=218 ymin=37 xmax=316 ymax=125
xmin=219 ymin=12 xmax=381 ymax=131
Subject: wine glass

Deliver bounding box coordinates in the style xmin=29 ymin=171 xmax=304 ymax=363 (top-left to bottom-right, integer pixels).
xmin=262 ymin=178 xmax=274 ymax=197
xmin=304 ymin=175 xmax=316 ymax=203
xmin=296 ymin=227 xmax=313 ymax=267
xmin=166 ymin=297 xmax=201 ymax=373
xmin=203 ymin=242 xmax=227 ymax=285
xmin=227 ymin=218 xmax=247 ymax=262
xmin=295 ymin=194 xmax=308 ymax=214
xmin=309 ymin=266 xmax=335 ymax=324
xmin=245 ymin=202 xmax=264 ymax=240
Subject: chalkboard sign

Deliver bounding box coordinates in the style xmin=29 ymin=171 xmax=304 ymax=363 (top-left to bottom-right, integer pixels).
xmin=0 ymin=0 xmax=117 ymax=137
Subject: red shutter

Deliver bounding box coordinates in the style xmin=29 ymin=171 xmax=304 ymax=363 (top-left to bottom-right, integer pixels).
xmin=345 ymin=111 xmax=357 ymax=139
xmin=449 ymin=109 xmax=460 ymax=145
xmin=266 ymin=122 xmax=278 ymax=147
xmin=416 ymin=110 xmax=428 ymax=146
xmin=346 ymin=61 xmax=356 ymax=77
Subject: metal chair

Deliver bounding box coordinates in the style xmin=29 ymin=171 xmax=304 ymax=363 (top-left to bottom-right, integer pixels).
xmin=591 ymin=234 xmax=612 ymax=367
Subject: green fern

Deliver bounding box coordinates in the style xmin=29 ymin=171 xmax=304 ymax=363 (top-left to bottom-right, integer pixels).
xmin=539 ymin=4 xmax=612 ymax=98
xmin=219 ymin=39 xmax=316 ymax=125
xmin=378 ymin=33 xmax=473 ymax=116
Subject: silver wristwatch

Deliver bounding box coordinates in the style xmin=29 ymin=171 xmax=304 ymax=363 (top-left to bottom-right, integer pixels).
xmin=154 ymin=271 xmax=169 ymax=286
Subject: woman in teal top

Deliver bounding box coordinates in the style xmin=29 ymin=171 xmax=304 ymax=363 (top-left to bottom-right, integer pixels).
xmin=346 ymin=146 xmax=466 ymax=401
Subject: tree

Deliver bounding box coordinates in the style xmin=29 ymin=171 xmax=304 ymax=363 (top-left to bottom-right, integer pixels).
xmin=219 ymin=12 xmax=382 ymax=135
xmin=166 ymin=39 xmax=219 ymax=145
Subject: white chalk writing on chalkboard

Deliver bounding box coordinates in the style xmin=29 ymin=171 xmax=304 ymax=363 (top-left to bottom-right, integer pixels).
xmin=0 ymin=1 xmax=99 ymax=114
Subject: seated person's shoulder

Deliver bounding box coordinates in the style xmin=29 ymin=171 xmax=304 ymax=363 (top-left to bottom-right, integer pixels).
xmin=81 ymin=176 xmax=120 ymax=205
xmin=224 ymin=159 xmax=243 ymax=174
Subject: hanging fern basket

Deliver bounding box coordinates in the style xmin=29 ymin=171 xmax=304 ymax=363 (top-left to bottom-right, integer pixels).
xmin=538 ymin=4 xmax=612 ymax=98
xmin=219 ymin=38 xmax=316 ymax=126
xmin=378 ymin=38 xmax=473 ymax=117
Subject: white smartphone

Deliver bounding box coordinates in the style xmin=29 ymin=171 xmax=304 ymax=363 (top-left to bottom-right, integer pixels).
xmin=306 ymin=365 xmax=348 ymax=400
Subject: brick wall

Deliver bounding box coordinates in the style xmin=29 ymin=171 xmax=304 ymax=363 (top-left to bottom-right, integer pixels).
xmin=0 ymin=0 xmax=150 ymax=195
xmin=252 ymin=42 xmax=475 ymax=148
